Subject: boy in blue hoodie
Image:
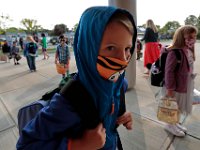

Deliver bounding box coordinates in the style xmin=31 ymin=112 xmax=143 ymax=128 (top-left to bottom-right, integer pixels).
xmin=17 ymin=6 xmax=137 ymax=150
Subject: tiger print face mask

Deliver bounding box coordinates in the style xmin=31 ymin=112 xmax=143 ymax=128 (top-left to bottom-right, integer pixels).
xmin=97 ymin=56 xmax=128 ymax=82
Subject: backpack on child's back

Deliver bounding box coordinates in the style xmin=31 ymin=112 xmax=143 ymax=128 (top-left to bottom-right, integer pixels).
xmin=28 ymin=42 xmax=36 ymax=54
xmin=17 ymin=73 xmax=126 ymax=136
xmin=150 ymin=47 xmax=182 ymax=87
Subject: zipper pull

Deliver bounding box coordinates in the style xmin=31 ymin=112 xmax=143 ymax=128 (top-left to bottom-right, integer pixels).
xmin=110 ymin=102 xmax=115 ymax=115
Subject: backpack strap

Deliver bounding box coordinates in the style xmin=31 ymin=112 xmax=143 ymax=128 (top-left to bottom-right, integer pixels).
xmin=118 ymin=86 xmax=126 ymax=117
xmin=60 ymin=79 xmax=126 ymax=149
xmin=59 ymin=79 xmax=101 ymax=129
xmin=40 ymin=73 xmax=77 ymax=101
xmin=172 ymin=49 xmax=182 ymax=71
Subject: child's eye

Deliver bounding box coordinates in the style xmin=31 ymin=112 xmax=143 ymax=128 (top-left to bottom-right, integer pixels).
xmin=107 ymin=46 xmax=115 ymax=51
xmin=125 ymin=47 xmax=131 ymax=52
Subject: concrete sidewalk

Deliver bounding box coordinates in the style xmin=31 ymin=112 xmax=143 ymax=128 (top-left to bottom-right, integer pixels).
xmin=0 ymin=43 xmax=200 ymax=150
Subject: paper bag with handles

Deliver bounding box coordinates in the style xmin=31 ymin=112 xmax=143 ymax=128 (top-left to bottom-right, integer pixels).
xmin=157 ymin=97 xmax=180 ymax=124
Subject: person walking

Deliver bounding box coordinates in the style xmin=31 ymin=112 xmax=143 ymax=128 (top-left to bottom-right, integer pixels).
xmin=141 ymin=19 xmax=160 ymax=74
xmin=2 ymin=40 xmax=11 ymax=62
xmin=55 ymin=35 xmax=70 ymax=78
xmin=162 ymin=25 xmax=198 ymax=137
xmin=11 ymin=41 xmax=20 ymax=65
xmin=33 ymin=33 xmax=39 ymax=43
xmin=24 ymin=36 xmax=38 ymax=72
xmin=16 ymin=6 xmax=137 ymax=150
xmin=41 ymin=33 xmax=49 ymax=60
xmin=19 ymin=37 xmax=24 ymax=50
xmin=136 ymin=39 xmax=143 ymax=60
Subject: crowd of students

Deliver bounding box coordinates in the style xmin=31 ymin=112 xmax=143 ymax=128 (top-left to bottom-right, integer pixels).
xmin=0 ymin=5 xmax=198 ymax=150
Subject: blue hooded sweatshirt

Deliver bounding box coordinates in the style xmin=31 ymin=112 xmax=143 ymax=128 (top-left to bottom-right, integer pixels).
xmin=16 ymin=6 xmax=137 ymax=150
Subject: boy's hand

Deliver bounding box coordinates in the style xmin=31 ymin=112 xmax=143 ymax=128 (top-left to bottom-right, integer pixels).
xmin=116 ymin=111 xmax=133 ymax=130
xmin=70 ymin=123 xmax=106 ymax=150
xmin=55 ymin=60 xmax=58 ymax=64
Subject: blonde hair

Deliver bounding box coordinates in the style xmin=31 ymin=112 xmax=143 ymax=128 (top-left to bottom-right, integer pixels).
xmin=109 ymin=12 xmax=134 ymax=35
xmin=26 ymin=35 xmax=36 ymax=43
xmin=146 ymin=19 xmax=158 ymax=33
xmin=170 ymin=25 xmax=198 ymax=60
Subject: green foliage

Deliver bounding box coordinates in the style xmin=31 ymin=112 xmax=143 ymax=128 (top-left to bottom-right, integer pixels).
xmin=20 ymin=18 xmax=43 ymax=34
xmin=73 ymin=23 xmax=78 ymax=32
xmin=0 ymin=14 xmax=12 ymax=33
xmin=53 ymin=24 xmax=68 ymax=36
xmin=158 ymin=21 xmax=181 ymax=39
xmin=0 ymin=28 xmax=5 ymax=34
xmin=184 ymin=15 xmax=200 ymax=38
xmin=184 ymin=15 xmax=198 ymax=26
xmin=6 ymin=27 xmax=18 ymax=33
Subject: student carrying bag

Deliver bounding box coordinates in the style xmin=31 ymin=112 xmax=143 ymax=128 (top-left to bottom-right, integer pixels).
xmin=150 ymin=48 xmax=182 ymax=87
xmin=17 ymin=73 xmax=126 ymax=149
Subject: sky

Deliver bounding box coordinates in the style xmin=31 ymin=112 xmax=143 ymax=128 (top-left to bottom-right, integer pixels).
xmin=1 ymin=0 xmax=200 ymax=30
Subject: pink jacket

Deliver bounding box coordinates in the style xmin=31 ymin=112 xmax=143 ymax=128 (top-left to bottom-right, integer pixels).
xmin=164 ymin=49 xmax=189 ymax=93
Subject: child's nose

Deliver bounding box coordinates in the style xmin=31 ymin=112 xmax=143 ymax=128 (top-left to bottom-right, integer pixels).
xmin=117 ymin=49 xmax=131 ymax=61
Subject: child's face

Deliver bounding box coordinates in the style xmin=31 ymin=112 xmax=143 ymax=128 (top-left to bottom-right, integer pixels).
xmin=184 ymin=32 xmax=197 ymax=41
xmin=60 ymin=39 xmax=65 ymax=45
xmin=97 ymin=21 xmax=133 ymax=82
xmin=184 ymin=32 xmax=197 ymax=48
xmin=99 ymin=21 xmax=133 ymax=62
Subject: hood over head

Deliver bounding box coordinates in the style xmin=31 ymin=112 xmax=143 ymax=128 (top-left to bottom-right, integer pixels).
xmin=73 ymin=6 xmax=137 ymax=121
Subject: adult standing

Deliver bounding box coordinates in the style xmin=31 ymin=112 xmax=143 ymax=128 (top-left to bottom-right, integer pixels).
xmin=41 ymin=33 xmax=49 ymax=60
xmin=141 ymin=19 xmax=160 ymax=74
xmin=24 ymin=36 xmax=38 ymax=72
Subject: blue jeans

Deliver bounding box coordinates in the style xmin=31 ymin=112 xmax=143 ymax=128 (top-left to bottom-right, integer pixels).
xmin=28 ymin=55 xmax=36 ymax=71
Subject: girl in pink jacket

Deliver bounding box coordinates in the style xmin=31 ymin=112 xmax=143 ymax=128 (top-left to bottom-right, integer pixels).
xmin=163 ymin=25 xmax=198 ymax=137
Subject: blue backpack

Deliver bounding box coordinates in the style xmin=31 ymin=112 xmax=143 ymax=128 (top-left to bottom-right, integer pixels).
xmin=17 ymin=73 xmax=126 ymax=141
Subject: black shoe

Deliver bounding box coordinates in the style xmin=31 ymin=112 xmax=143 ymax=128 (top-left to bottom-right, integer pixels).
xmin=17 ymin=62 xmax=20 ymax=65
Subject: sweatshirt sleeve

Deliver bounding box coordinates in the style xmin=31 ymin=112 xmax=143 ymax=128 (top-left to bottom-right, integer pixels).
xmin=140 ymin=28 xmax=149 ymax=42
xmin=16 ymin=93 xmax=81 ymax=150
xmin=164 ymin=51 xmax=178 ymax=90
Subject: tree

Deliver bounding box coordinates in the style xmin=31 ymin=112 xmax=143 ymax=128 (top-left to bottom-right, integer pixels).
xmin=20 ymin=18 xmax=42 ymax=34
xmin=53 ymin=24 xmax=68 ymax=36
xmin=73 ymin=23 xmax=78 ymax=32
xmin=6 ymin=27 xmax=18 ymax=33
xmin=197 ymin=15 xmax=200 ymax=38
xmin=184 ymin=15 xmax=198 ymax=26
xmin=158 ymin=21 xmax=181 ymax=39
xmin=160 ymin=21 xmax=180 ymax=34
xmin=0 ymin=14 xmax=12 ymax=34
xmin=156 ymin=25 xmax=161 ymax=31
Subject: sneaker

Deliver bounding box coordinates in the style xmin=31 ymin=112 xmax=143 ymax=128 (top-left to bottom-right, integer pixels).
xmin=165 ymin=124 xmax=185 ymax=137
xmin=176 ymin=123 xmax=187 ymax=133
